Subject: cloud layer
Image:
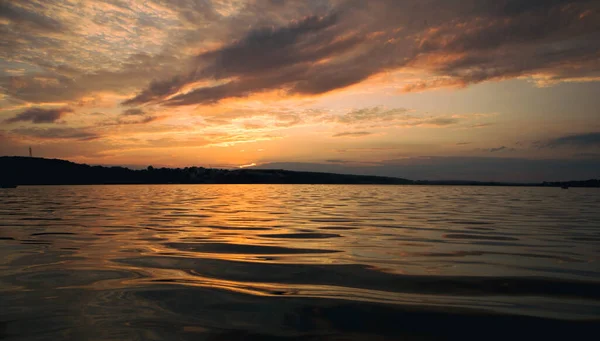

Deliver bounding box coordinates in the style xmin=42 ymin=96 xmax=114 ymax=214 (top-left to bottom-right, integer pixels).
xmin=539 ymin=132 xmax=600 ymax=148
xmin=3 ymin=0 xmax=599 ymax=106
xmin=120 ymin=0 xmax=600 ymax=105
xmin=5 ymin=107 xmax=72 ymax=124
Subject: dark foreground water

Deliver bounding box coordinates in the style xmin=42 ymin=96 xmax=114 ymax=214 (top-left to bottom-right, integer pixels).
xmin=0 ymin=185 xmax=598 ymax=340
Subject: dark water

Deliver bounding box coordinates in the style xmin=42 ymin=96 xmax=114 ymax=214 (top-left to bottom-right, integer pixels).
xmin=0 ymin=185 xmax=598 ymax=340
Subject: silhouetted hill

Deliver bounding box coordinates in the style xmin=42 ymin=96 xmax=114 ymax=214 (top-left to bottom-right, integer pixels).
xmin=0 ymin=157 xmax=412 ymax=185
xmin=414 ymin=179 xmax=598 ymax=187
xmin=540 ymin=179 xmax=600 ymax=188
xmin=1 ymin=157 xmax=597 ymax=187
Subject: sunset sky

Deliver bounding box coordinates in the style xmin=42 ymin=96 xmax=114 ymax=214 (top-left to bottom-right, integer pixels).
xmin=1 ymin=0 xmax=599 ymax=181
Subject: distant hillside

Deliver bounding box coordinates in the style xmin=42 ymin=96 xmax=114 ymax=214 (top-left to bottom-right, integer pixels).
xmin=253 ymin=160 xmax=600 ymax=184
xmin=414 ymin=179 xmax=600 ymax=187
xmin=0 ymin=157 xmax=413 ymax=185
xmin=1 ymin=157 xmax=597 ymax=187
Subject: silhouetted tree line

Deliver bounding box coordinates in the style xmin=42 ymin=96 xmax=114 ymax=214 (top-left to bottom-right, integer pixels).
xmin=0 ymin=157 xmax=412 ymax=185
xmin=1 ymin=157 xmax=597 ymax=186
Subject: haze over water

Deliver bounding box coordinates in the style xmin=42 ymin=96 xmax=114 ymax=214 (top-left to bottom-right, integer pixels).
xmin=1 ymin=185 xmax=599 ymax=340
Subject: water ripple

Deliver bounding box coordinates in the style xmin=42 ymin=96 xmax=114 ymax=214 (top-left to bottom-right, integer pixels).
xmin=1 ymin=184 xmax=599 ymax=340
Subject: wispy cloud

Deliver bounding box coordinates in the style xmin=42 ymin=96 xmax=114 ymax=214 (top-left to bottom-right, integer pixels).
xmin=11 ymin=127 xmax=99 ymax=141
xmin=122 ymin=108 xmax=146 ymax=116
xmin=4 ymin=107 xmax=73 ymax=124
xmin=538 ymin=132 xmax=600 ymax=148
xmin=109 ymin=116 xmax=160 ymax=126
xmin=478 ymin=146 xmax=516 ymax=153
xmin=325 ymin=159 xmax=353 ymax=164
xmin=329 ymin=106 xmax=477 ymax=128
xmin=336 ymin=107 xmax=411 ymax=124
xmin=469 ymin=123 xmax=494 ymax=129
xmin=332 ymin=131 xmax=374 ymax=138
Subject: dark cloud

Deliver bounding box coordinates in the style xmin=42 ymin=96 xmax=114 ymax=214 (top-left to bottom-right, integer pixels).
xmin=539 ymin=132 xmax=600 ymax=148
xmin=121 ymin=74 xmax=190 ymax=106
xmin=101 ymin=113 xmax=159 ymax=126
xmin=325 ymin=159 xmax=353 ymax=164
xmin=121 ymin=0 xmax=600 ymax=106
xmin=123 ymin=11 xmax=380 ymax=106
xmin=117 ymin=116 xmax=159 ymax=125
xmin=3 ymin=0 xmax=597 ymax=108
xmin=124 ymin=13 xmax=367 ymax=106
xmin=420 ymin=4 xmax=593 ymax=55
xmin=0 ymin=1 xmax=65 ymax=32
xmin=122 ymin=108 xmax=146 ymax=116
xmin=469 ymin=123 xmax=494 ymax=129
xmin=337 ymin=107 xmax=411 ymax=124
xmin=198 ymin=13 xmax=341 ymax=78
xmin=11 ymin=127 xmax=99 ymax=141
xmin=410 ymin=1 xmax=600 ymax=88
xmin=482 ymin=0 xmax=589 ymax=16
xmin=332 ymin=131 xmax=373 ymax=138
xmin=424 ymin=117 xmax=460 ymax=126
xmin=479 ymin=146 xmax=516 ymax=153
xmin=4 ymin=107 xmax=73 ymax=124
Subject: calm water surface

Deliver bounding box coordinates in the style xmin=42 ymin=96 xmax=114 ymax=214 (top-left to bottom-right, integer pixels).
xmin=0 ymin=185 xmax=598 ymax=340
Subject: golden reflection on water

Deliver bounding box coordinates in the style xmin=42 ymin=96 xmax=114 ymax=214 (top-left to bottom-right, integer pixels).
xmin=0 ymin=185 xmax=599 ymax=338
xmin=2 ymin=185 xmax=599 ymax=280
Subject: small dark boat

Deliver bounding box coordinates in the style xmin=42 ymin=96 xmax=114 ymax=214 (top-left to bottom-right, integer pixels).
xmin=561 ymin=185 xmax=569 ymax=189
xmin=1 ymin=184 xmax=18 ymax=188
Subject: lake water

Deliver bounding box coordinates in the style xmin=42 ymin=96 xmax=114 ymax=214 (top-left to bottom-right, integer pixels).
xmin=0 ymin=185 xmax=598 ymax=340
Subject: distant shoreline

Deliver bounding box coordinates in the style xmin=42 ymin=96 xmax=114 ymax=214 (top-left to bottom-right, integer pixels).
xmin=5 ymin=183 xmax=599 ymax=188
xmin=1 ymin=156 xmax=598 ymax=187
